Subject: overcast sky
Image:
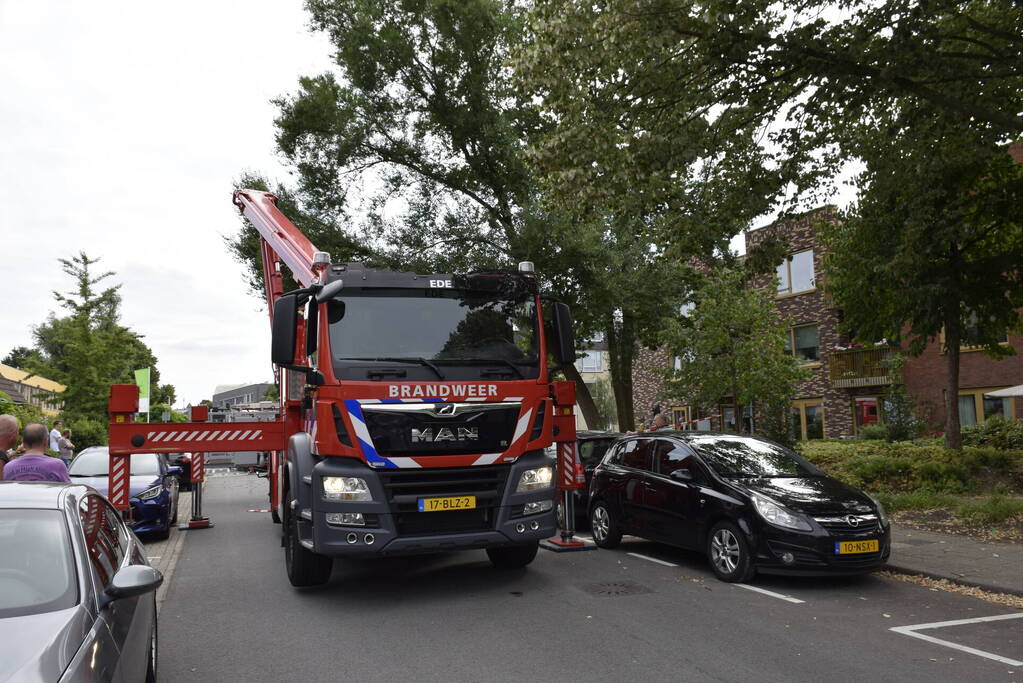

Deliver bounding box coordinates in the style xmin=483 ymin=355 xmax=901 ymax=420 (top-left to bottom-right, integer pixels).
xmin=0 ymin=0 xmax=335 ymax=407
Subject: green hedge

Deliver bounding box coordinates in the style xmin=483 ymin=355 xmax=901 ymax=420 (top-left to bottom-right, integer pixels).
xmin=798 ymin=440 xmax=1022 ymax=495
xmin=961 ymin=417 xmax=1023 ymax=450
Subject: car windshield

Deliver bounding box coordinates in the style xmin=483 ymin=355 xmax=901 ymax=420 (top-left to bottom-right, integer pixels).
xmin=686 ymin=435 xmax=822 ymax=478
xmin=69 ymin=451 xmax=161 ymax=477
xmin=0 ymin=509 xmax=78 ymax=618
xmin=328 ymin=289 xmax=539 ymax=380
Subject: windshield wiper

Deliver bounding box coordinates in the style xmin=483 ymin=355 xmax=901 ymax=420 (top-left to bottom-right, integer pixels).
xmin=335 ymin=357 xmax=445 ymax=380
xmin=433 ymin=357 xmax=524 ymax=379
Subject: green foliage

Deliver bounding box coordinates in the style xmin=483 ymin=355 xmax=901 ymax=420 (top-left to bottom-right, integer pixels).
xmin=660 ymin=266 xmax=805 ymax=434
xmin=859 ymin=424 xmax=888 ymax=441
xmin=1 ymin=346 xmax=43 ymax=369
xmin=799 ymin=440 xmax=1022 ymax=495
xmin=261 ymin=384 xmax=280 ymax=402
xmin=957 ymin=495 xmax=1023 ymax=525
xmin=874 ymin=491 xmax=961 ymax=513
xmin=15 ymin=253 xmax=173 ymax=450
xmin=962 ymin=417 xmax=1023 ymax=451
xmin=588 ymin=376 xmax=618 ymax=431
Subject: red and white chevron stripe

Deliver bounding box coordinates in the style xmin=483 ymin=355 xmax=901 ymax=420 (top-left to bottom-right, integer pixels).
xmin=145 ymin=428 xmax=265 ymax=443
xmin=557 ymin=441 xmax=585 ymax=490
xmin=108 ymin=453 xmax=131 ymax=510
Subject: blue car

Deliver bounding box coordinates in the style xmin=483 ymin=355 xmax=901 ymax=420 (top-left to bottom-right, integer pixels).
xmin=69 ymin=447 xmax=181 ymax=539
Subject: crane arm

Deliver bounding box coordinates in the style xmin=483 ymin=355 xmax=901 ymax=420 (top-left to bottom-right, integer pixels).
xmin=233 ymin=189 xmax=324 ymax=299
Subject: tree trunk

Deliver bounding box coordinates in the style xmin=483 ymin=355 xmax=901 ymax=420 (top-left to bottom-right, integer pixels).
xmin=561 ymin=362 xmax=601 ymax=430
xmin=607 ymin=311 xmax=637 ymax=431
xmin=944 ymin=319 xmax=963 ymax=450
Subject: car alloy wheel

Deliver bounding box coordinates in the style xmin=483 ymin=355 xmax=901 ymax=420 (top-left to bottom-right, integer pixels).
xmin=711 ymin=528 xmax=740 ymax=575
xmin=589 ymin=501 xmax=621 ymax=548
xmin=706 ymin=521 xmax=754 ymax=582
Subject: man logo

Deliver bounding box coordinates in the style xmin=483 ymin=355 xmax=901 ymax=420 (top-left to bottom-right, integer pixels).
xmin=434 ymin=403 xmax=457 ymax=417
xmin=411 ymin=427 xmax=479 ymax=443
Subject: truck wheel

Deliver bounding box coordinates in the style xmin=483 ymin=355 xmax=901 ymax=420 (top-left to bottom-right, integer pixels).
xmin=284 ymin=504 xmax=333 ymax=587
xmin=487 ymin=541 xmax=539 ymax=569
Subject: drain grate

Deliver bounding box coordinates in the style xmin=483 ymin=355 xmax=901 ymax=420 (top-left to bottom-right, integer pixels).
xmin=583 ymin=581 xmax=652 ymax=597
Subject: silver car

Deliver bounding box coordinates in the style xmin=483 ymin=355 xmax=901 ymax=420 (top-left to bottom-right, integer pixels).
xmin=0 ymin=481 xmax=162 ymax=682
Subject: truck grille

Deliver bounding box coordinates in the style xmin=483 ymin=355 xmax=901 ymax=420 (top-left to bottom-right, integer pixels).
xmin=378 ymin=466 xmax=510 ymax=536
xmin=362 ymin=403 xmax=520 ymax=457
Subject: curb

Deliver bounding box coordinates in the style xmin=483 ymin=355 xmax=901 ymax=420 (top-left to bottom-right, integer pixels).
xmin=885 ymin=562 xmax=1023 ymax=599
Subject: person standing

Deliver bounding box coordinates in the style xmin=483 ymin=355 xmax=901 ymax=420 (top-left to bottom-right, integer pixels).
xmin=58 ymin=429 xmax=75 ymax=469
xmin=2 ymin=423 xmax=71 ymax=482
xmin=0 ymin=414 xmax=20 ymax=480
xmin=49 ymin=420 xmax=63 ymax=453
xmin=651 ymin=412 xmax=671 ymax=431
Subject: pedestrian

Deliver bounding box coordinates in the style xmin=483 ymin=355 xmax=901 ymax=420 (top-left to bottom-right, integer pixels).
xmin=58 ymin=429 xmax=75 ymax=469
xmin=49 ymin=420 xmax=62 ymax=453
xmin=0 ymin=414 xmax=20 ymax=481
xmin=2 ymin=422 xmax=71 ymax=483
xmin=651 ymin=412 xmax=671 ymax=431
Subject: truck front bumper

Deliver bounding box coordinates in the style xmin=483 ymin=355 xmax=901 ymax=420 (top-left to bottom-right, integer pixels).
xmin=307 ymin=452 xmax=556 ymax=557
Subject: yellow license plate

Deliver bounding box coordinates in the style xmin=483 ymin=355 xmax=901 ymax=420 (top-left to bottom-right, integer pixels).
xmin=418 ymin=496 xmax=476 ymax=512
xmin=835 ymin=539 xmax=879 ymax=554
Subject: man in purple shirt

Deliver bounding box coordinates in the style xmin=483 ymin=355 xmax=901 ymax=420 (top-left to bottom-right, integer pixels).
xmin=2 ymin=423 xmax=71 ymax=483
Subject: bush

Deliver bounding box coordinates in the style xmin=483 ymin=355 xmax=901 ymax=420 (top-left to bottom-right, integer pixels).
xmin=961 ymin=417 xmax=1023 ymax=450
xmin=799 ymin=440 xmax=1023 ymax=495
xmin=859 ymin=424 xmax=888 ymax=440
xmin=875 ymin=490 xmax=960 ymax=512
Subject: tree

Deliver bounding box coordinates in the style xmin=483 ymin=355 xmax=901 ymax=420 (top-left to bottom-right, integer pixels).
xmin=262 ymin=384 xmax=280 ymax=402
xmin=21 ymin=253 xmax=174 ymax=449
xmin=2 ymin=346 xmax=43 ymax=369
xmin=660 ymin=267 xmax=806 ymax=435
xmin=232 ymin=0 xmax=701 ymax=428
xmin=823 ymin=128 xmax=1023 ymax=449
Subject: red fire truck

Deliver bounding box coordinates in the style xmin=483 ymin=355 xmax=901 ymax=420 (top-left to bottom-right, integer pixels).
xmin=107 ymin=190 xmax=579 ymax=586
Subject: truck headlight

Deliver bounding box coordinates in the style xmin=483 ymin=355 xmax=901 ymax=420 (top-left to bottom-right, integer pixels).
xmin=322 ymin=476 xmax=372 ymax=501
xmin=751 ymin=494 xmax=812 ymax=531
xmin=136 ymin=485 xmax=163 ymax=501
xmin=516 ymin=467 xmax=553 ymax=493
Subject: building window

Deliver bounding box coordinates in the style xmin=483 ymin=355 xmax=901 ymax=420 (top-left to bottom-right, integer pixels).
xmin=791 ymin=399 xmax=824 ymax=440
xmin=956 ymin=388 xmax=1015 ymax=426
xmin=786 ymin=325 xmax=820 ymax=363
xmin=576 ymin=350 xmax=602 ymax=373
xmin=962 ymin=313 xmax=1009 ymax=350
xmin=776 ymin=249 xmax=815 ymax=296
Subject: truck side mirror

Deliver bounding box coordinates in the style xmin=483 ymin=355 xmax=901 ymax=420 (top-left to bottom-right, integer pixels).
xmin=551 ymin=302 xmax=576 ymax=366
xmin=272 ymin=294 xmax=299 ymax=366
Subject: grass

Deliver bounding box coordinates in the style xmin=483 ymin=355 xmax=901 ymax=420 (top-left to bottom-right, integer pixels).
xmin=874 ymin=490 xmax=961 ymax=513
xmin=956 ymin=495 xmax=1023 ymax=525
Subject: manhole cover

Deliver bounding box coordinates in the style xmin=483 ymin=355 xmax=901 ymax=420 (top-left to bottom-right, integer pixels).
xmin=583 ymin=582 xmax=652 ymax=597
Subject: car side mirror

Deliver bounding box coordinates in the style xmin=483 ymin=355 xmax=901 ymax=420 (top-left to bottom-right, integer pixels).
xmin=101 ymin=566 xmax=163 ymax=608
xmin=167 ymin=466 xmax=182 ymax=476
xmin=670 ymin=469 xmax=693 ymax=482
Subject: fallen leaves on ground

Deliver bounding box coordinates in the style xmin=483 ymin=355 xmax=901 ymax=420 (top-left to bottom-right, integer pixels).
xmin=879 ymin=570 xmax=1023 ymax=609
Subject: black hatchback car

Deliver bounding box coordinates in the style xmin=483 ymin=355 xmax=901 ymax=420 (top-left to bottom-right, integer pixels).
xmin=588 ymin=432 xmax=890 ymax=582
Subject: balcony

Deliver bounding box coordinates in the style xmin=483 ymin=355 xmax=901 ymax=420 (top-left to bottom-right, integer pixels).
xmin=828 ymin=348 xmax=899 ymax=388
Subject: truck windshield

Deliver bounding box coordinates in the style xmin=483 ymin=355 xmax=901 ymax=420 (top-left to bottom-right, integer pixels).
xmin=328 ymin=289 xmax=539 ymax=381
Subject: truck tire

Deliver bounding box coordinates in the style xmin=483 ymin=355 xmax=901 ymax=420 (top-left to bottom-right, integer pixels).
xmin=486 ymin=541 xmax=539 ymax=569
xmin=284 ymin=503 xmax=333 ymax=587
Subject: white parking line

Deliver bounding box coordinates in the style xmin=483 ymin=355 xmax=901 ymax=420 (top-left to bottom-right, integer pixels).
xmin=734 ymin=583 xmax=806 ymax=604
xmin=627 ymin=552 xmax=678 ymax=567
xmin=889 ymin=612 xmax=1023 ymax=667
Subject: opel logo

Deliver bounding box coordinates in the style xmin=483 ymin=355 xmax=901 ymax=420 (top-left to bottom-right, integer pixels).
xmin=434 ymin=403 xmax=457 ymax=416
xmin=846 ymin=515 xmax=860 ymax=527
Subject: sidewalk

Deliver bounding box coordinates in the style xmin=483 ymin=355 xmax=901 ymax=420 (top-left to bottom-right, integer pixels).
xmin=887 ymin=522 xmax=1023 ymax=597
xmin=140 ymin=489 xmax=192 ymax=611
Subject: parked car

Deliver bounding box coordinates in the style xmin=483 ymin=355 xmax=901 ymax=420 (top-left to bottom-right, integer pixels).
xmin=69 ymin=447 xmax=181 ymax=539
xmin=552 ymin=431 xmax=622 ymax=528
xmin=588 ymin=432 xmax=891 ymax=582
xmin=170 ymin=452 xmax=193 ymax=491
xmin=0 ymin=481 xmax=162 ymax=682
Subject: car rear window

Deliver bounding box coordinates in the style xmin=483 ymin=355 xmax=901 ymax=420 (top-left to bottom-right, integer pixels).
xmin=0 ymin=509 xmax=78 ymax=618
xmin=686 ymin=435 xmax=822 ymax=478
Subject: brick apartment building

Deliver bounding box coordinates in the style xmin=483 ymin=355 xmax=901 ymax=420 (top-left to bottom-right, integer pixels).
xmin=632 ymin=208 xmax=1023 ymax=439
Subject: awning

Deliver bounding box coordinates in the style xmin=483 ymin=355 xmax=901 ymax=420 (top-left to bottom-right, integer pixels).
xmin=984 ymin=385 xmax=1023 ymax=398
